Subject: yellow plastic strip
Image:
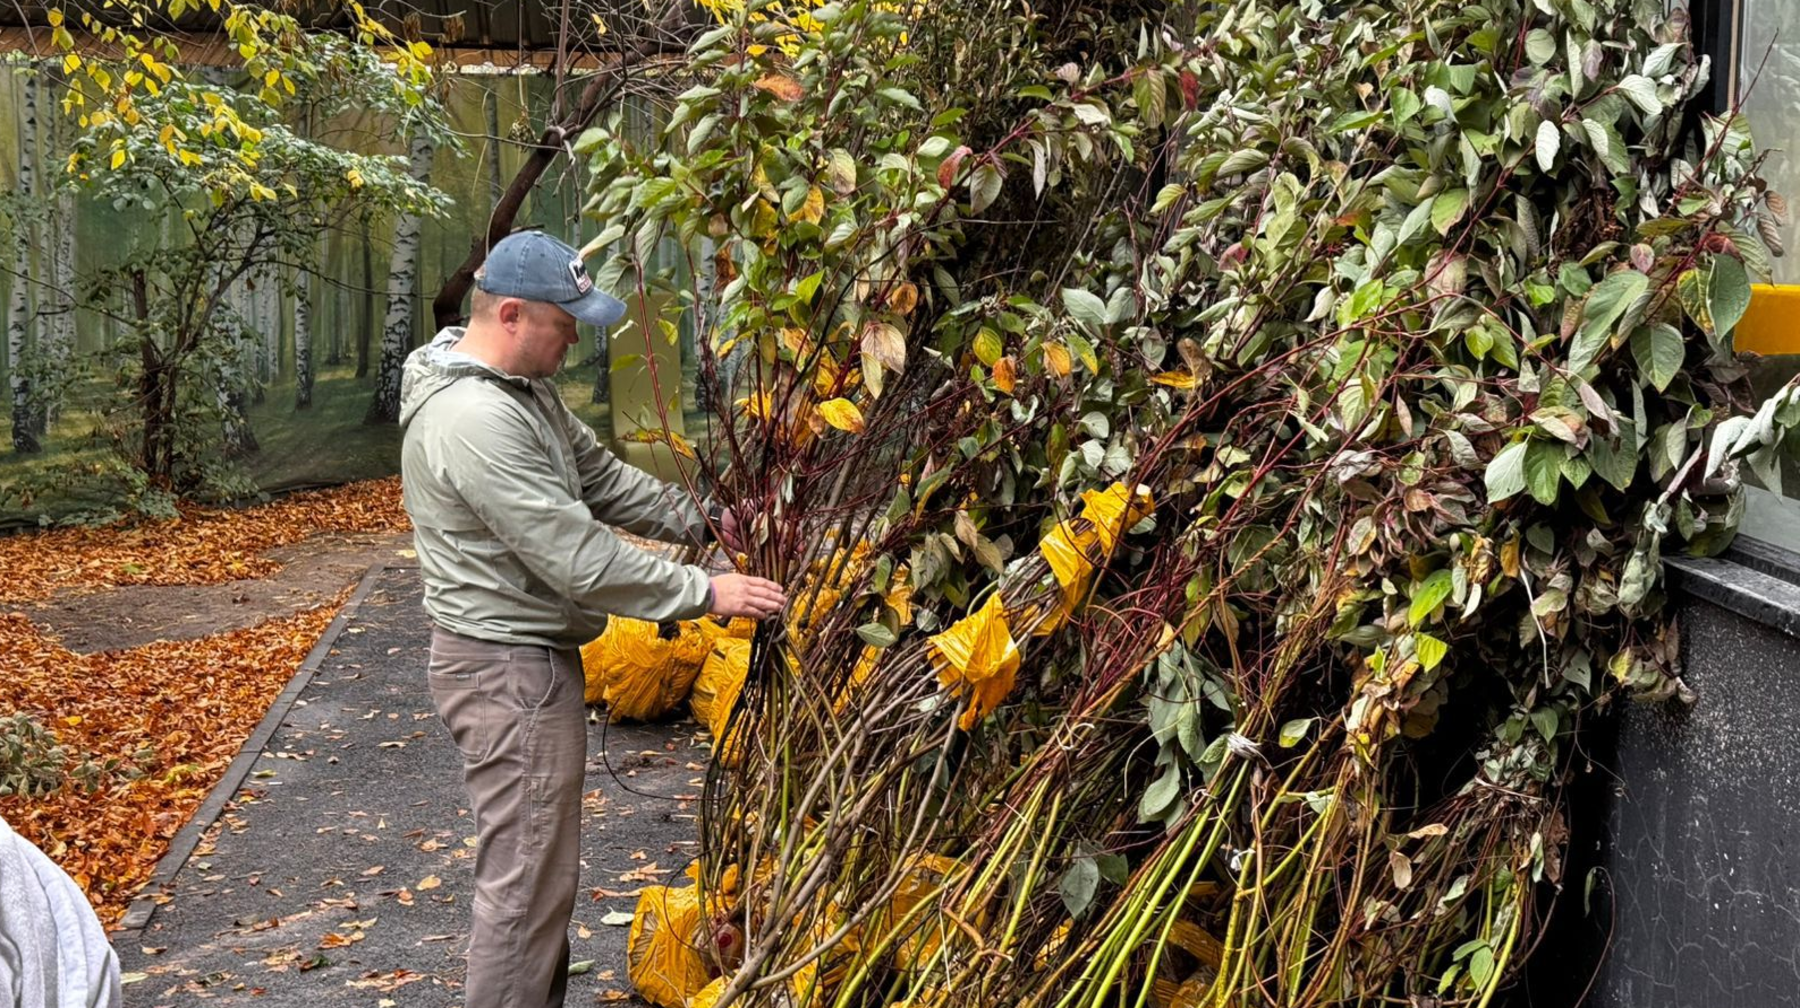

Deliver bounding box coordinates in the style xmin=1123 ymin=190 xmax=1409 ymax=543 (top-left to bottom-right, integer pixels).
xmin=1738 ymin=284 xmax=1800 ymax=355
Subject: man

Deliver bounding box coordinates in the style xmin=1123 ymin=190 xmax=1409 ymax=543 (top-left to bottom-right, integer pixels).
xmin=398 ymin=230 xmax=784 ymax=1008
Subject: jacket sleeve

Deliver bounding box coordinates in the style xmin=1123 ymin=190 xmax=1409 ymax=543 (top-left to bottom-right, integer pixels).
xmin=547 ymin=386 xmax=714 ymax=546
xmin=442 ymin=398 xmax=712 ymax=623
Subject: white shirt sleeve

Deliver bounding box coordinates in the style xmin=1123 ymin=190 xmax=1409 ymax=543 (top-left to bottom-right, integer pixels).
xmin=0 ymin=816 xmax=122 ymax=1008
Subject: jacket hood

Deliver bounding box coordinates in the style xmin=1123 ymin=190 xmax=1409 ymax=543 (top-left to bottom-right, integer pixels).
xmin=399 ymin=327 xmax=530 ymax=428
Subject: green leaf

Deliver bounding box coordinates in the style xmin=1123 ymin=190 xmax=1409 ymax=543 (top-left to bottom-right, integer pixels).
xmin=1469 ymin=945 xmax=1496 ymax=987
xmin=1063 ymin=287 xmax=1109 ymax=330
xmin=1139 ymin=764 xmax=1182 ymax=821
xmin=856 ymin=623 xmax=897 ymax=648
xmin=1134 ymin=69 xmax=1167 ymax=128
xmin=1278 ymin=717 xmax=1315 ymax=747
xmin=1416 ymin=633 xmax=1448 ymax=670
xmin=1095 ymin=853 xmax=1130 ymax=885
xmin=1571 ymin=270 xmax=1648 ymax=373
xmin=968 ymin=163 xmax=1004 ymax=212
xmin=1151 ymin=183 xmax=1186 ymax=215
xmin=1525 ymin=29 xmax=1556 ymax=65
xmin=1630 ymin=322 xmax=1683 ymax=392
xmin=1397 ymin=199 xmax=1435 ymax=247
xmin=1059 ymin=857 xmax=1101 ymax=918
xmin=876 ymin=86 xmax=922 ymax=110
xmin=1409 ymin=570 xmax=1454 ymax=625
xmin=827 ymin=148 xmax=858 ymax=193
xmin=1586 ymin=423 xmax=1638 ymax=491
xmin=1710 ymin=255 xmax=1752 ymax=334
xmin=917 ymin=135 xmax=953 ymax=160
xmin=973 ymin=328 xmax=1003 ymax=366
xmin=1071 ymin=100 xmax=1111 ymax=126
xmin=1535 ymin=119 xmax=1560 ymax=172
xmin=1529 ymin=706 xmax=1561 ymax=742
xmin=1485 ymin=440 xmax=1529 ymax=502
xmin=1524 ymin=441 xmax=1564 ymax=505
xmin=794 ymin=270 xmax=824 ymax=305
xmin=1392 ymin=87 xmax=1422 ymax=124
xmin=1616 ymin=74 xmax=1662 ymax=115
xmin=1430 ymin=188 xmax=1471 ymax=236
xmin=1217 ymin=148 xmax=1269 ymax=176
xmin=1677 ymin=267 xmax=1714 ymax=332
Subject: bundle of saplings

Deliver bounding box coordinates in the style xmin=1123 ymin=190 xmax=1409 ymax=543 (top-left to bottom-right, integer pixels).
xmin=578 ymin=0 xmax=1796 ymax=1003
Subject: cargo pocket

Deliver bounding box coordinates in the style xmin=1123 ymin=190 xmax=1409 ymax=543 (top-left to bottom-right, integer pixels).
xmin=428 ymin=661 xmax=491 ymax=764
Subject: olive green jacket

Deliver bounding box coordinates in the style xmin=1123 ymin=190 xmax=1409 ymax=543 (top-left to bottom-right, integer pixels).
xmin=399 ymin=328 xmax=711 ymax=648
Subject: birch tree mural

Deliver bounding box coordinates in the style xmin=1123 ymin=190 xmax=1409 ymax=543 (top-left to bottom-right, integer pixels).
xmin=365 ymin=128 xmax=433 ymax=425
xmin=9 ymin=69 xmax=39 ymax=454
xmin=47 ymin=70 xmax=74 ymax=427
xmin=217 ymin=236 xmax=259 ymax=455
xmin=294 ymin=248 xmax=315 ymax=408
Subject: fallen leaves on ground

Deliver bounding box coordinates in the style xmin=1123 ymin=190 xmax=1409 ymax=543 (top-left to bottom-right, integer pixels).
xmin=0 ymin=593 xmax=351 ymax=927
xmin=0 ymin=478 xmax=410 ymax=928
xmin=0 ymin=477 xmax=409 ymax=605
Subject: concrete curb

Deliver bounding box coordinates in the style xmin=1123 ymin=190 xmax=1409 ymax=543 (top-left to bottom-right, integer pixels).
xmin=113 ymin=563 xmax=393 ymax=937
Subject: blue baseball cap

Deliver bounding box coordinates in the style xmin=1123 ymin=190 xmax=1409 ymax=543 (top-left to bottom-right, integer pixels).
xmin=477 ymin=230 xmax=627 ymax=327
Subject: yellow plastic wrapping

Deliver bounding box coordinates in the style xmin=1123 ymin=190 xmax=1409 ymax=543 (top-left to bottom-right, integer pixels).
xmin=687 ymin=978 xmax=727 ymax=1008
xmin=1023 ymin=483 xmax=1156 ymax=636
xmin=626 ymin=884 xmax=713 ymax=1008
xmin=790 ymin=541 xmax=873 ymax=654
xmin=579 ymin=617 xmax=714 ymax=721
xmin=927 ymin=593 xmax=1020 ymax=730
xmin=873 ymin=854 xmax=964 ymax=973
xmin=1165 ymin=919 xmax=1224 ymax=969
xmin=1079 ymin=482 xmax=1154 ymax=553
xmin=691 ymin=636 xmax=751 ymax=741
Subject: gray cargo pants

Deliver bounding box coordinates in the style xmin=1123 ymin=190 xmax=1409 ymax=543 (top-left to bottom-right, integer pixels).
xmin=428 ymin=627 xmax=587 ymax=1008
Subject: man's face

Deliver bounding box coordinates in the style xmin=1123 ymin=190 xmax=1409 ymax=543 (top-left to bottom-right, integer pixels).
xmin=504 ymin=299 xmax=580 ymax=378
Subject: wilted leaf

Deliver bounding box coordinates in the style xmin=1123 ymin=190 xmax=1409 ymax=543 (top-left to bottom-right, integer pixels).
xmin=752 ymin=74 xmax=803 ymax=101
xmin=861 ymin=322 xmax=908 ymax=375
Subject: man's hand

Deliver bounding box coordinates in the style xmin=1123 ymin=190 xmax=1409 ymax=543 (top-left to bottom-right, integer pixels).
xmin=709 ymin=573 xmax=787 ymax=619
xmin=717 ymin=502 xmax=759 ymax=554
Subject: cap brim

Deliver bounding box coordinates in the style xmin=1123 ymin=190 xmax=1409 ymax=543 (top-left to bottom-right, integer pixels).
xmin=562 ymin=289 xmax=628 ymax=327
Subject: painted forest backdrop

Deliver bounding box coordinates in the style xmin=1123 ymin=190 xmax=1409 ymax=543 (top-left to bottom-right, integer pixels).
xmin=0 ymin=59 xmax=693 ymax=527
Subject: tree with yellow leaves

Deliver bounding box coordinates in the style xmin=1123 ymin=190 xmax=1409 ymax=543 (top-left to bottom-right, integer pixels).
xmin=16 ymin=1 xmax=451 ymax=503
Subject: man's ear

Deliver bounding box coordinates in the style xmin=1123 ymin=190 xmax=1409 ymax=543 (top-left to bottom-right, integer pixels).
xmin=496 ymin=298 xmax=524 ymax=327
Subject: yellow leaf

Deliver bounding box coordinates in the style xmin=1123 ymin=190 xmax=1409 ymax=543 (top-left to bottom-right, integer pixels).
xmin=1149 ymin=370 xmax=1198 ymax=389
xmin=887 ymin=282 xmax=918 ymax=317
xmin=47 ymin=9 xmax=62 ymax=27
xmin=416 ymin=875 xmax=441 ymax=891
xmin=992 ymin=356 xmax=1017 ymax=394
xmin=63 ymin=53 xmax=80 ymax=74
xmin=1043 ymin=342 xmax=1071 ymax=377
xmin=817 ymin=398 xmax=866 ymax=434
xmin=927 ymin=593 xmax=1020 ymax=729
xmin=62 ymin=715 xmax=82 ymax=727
xmin=797 ymin=185 xmax=824 ymax=225
xmin=109 ymin=148 xmax=126 ymax=170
